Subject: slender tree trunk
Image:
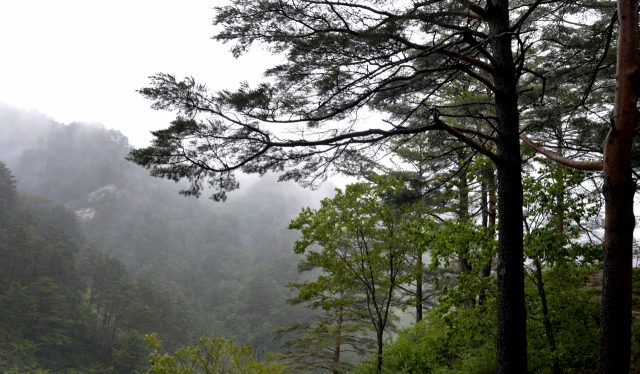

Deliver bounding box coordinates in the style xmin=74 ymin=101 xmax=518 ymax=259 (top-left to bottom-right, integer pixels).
xmin=376 ymin=329 xmax=383 ymax=374
xmin=416 ymin=254 xmax=423 ymax=322
xmin=597 ymin=0 xmax=639 ymax=371
xmin=111 ymin=314 xmax=118 ymax=340
xmin=533 ymin=128 xmax=565 ymax=374
xmin=534 ymin=259 xmax=561 ymax=374
xmin=457 ymin=164 xmax=474 ymax=307
xmin=333 ymin=295 xmax=343 ymax=374
xmin=89 ymin=278 xmax=96 ymax=306
xmin=479 ymin=175 xmax=494 ymax=305
xmin=488 ymin=165 xmax=497 ymax=231
xmin=489 ymin=0 xmax=527 ymax=370
xmin=556 ymin=126 xmax=564 ymax=233
xmin=458 ymin=160 xmax=470 ymax=220
xmin=458 ymin=163 xmax=472 ymax=273
xmin=482 ymin=180 xmax=488 ymax=228
xmin=111 ymin=287 xmax=123 ymax=340
xmin=416 ymin=177 xmax=424 ymax=322
xmin=94 ymin=297 xmax=102 ymax=337
xmin=480 ymin=123 xmax=497 ymax=308
xmin=494 ymin=123 xmax=527 ymax=374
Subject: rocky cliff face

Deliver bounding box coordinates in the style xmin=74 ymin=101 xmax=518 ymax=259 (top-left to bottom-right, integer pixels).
xmin=65 ymin=184 xmax=130 ymax=222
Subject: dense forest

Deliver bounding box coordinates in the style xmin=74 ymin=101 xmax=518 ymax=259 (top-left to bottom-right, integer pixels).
xmin=0 ymin=104 xmax=338 ymax=373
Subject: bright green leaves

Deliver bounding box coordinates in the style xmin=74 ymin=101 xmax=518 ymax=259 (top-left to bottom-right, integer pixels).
xmin=288 ymin=177 xmax=432 ymax=372
xmin=288 ymin=178 xmax=414 ymax=306
xmin=429 ymin=218 xmax=496 ymax=271
xmin=145 ymin=335 xmax=285 ymax=374
xmin=145 ymin=333 xmax=163 ymax=350
xmin=522 ymin=162 xmax=602 ymax=266
xmin=524 ymin=267 xmax=601 ymax=372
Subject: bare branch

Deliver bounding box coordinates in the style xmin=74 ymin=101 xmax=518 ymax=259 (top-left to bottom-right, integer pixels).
xmin=520 ymin=134 xmax=603 ymax=171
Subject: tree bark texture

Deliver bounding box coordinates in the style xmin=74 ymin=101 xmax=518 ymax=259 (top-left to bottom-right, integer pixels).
xmin=597 ymin=0 xmax=639 ymax=371
xmin=489 ymin=0 xmax=527 ymax=371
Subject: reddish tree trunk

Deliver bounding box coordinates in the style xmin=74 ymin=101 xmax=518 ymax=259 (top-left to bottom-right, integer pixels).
xmin=597 ymin=0 xmax=639 ymax=372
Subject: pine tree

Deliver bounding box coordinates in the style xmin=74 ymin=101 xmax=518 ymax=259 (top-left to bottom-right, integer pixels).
xmin=127 ymin=2 xmax=607 ymax=369
xmin=273 ymin=259 xmax=375 ymax=374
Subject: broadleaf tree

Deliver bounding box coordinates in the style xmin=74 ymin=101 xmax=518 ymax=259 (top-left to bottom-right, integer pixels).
xmin=288 ymin=179 xmax=411 ymax=373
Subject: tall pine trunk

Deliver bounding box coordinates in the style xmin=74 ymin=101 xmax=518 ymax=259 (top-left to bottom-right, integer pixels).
xmin=489 ymin=0 xmax=527 ymax=370
xmin=597 ymin=0 xmax=639 ymax=371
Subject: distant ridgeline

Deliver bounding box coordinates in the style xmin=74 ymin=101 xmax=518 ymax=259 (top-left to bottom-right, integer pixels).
xmin=0 ymin=104 xmax=326 ymax=372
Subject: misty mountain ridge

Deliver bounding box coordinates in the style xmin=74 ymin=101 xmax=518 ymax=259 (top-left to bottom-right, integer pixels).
xmin=0 ymin=102 xmax=335 ymax=230
xmin=0 ymin=103 xmax=334 ymax=355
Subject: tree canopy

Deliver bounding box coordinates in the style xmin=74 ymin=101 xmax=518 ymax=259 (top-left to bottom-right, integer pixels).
xmin=127 ymin=0 xmax=631 ymax=371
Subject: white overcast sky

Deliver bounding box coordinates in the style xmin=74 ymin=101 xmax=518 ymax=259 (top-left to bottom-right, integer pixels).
xmin=0 ymin=0 xmax=281 ymax=148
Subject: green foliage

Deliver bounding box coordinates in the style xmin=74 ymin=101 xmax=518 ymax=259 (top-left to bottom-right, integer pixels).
xmin=524 ymin=267 xmax=600 ymax=373
xmin=0 ymin=102 xmax=616 ymax=374
xmin=351 ymin=308 xmax=496 ymax=374
xmin=273 ymin=321 xmax=364 ymax=374
xmin=0 ymin=162 xmax=195 ymax=373
xmin=273 ymin=271 xmax=375 ymax=373
xmin=354 ymin=269 xmax=600 ymax=374
xmin=145 ymin=334 xmax=285 ymax=374
xmin=0 ymin=106 xmax=328 ymax=356
xmin=2 ymin=365 xmax=51 ymax=374
xmin=289 ymin=178 xmax=414 ymax=315
xmin=77 ymin=363 xmax=115 ymax=374
xmin=350 ymin=161 xmax=604 ymax=374
xmin=0 ymin=107 xmax=347 ymax=372
xmin=288 ymin=177 xmax=427 ymax=372
xmin=522 ymin=162 xmax=602 ymax=265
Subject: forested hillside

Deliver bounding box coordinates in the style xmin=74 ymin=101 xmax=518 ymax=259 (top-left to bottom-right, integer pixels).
xmin=0 ymin=104 xmax=335 ymax=373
